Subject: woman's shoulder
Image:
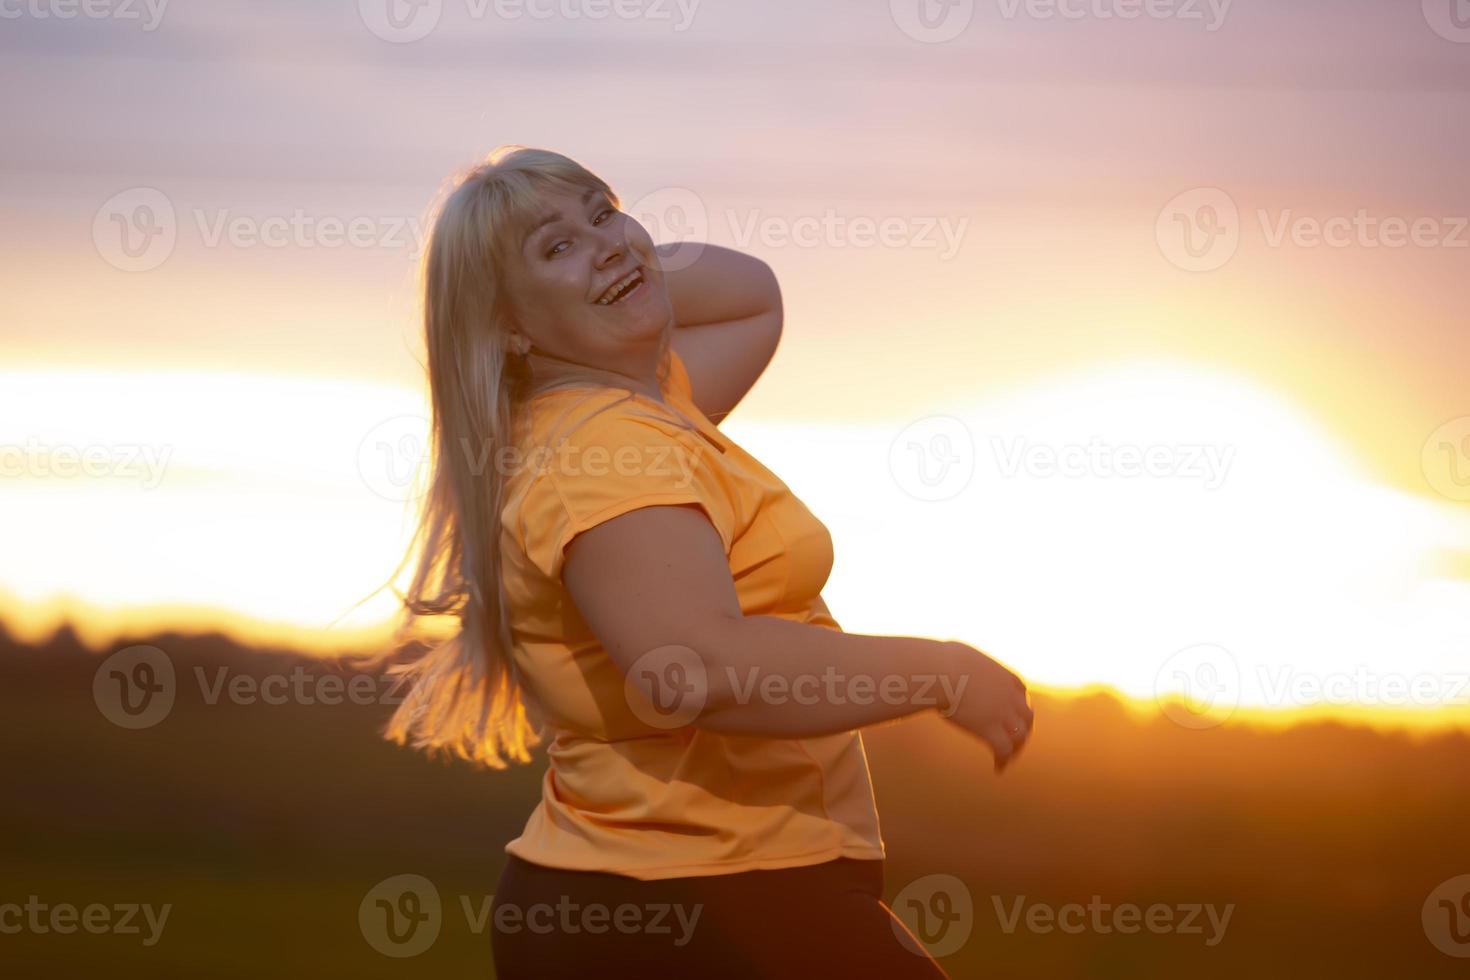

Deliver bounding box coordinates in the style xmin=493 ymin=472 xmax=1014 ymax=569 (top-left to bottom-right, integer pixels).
xmin=521 ymin=386 xmax=694 ymax=457
xmin=507 ymin=395 xmax=706 ymax=504
xmin=501 ymin=360 xmax=736 ymax=578
xmin=518 ymin=351 xmax=700 ymax=452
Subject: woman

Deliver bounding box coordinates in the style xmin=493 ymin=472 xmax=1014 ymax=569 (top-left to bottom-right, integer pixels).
xmin=380 ymin=145 xmax=1034 ymax=978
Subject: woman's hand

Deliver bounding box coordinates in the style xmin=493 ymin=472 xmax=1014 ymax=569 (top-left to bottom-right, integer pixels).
xmin=937 ymin=642 xmax=1035 ymax=773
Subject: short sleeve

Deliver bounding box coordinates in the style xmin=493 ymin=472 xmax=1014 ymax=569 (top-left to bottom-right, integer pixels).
xmin=513 ymin=401 xmax=735 ymax=583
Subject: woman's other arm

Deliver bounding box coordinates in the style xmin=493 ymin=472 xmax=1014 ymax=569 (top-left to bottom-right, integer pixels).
xmin=563 ymin=504 xmax=1035 ymax=771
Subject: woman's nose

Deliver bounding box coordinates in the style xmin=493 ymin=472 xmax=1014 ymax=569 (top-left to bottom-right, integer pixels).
xmin=593 ymin=222 xmax=626 ymax=265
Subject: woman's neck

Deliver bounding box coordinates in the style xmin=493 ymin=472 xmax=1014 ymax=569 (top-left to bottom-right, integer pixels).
xmin=525 ymin=344 xmax=664 ymax=403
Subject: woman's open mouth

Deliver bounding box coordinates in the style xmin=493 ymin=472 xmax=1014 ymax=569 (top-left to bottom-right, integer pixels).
xmin=594 ymin=268 xmax=645 ymax=307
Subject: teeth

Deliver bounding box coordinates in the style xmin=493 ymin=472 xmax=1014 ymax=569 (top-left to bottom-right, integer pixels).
xmin=597 ymin=270 xmax=641 ymax=305
xmin=597 ymin=272 xmax=635 ymax=305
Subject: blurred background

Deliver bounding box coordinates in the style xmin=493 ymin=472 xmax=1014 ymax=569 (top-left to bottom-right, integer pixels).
xmin=3 ymin=1 xmax=1469 ymax=976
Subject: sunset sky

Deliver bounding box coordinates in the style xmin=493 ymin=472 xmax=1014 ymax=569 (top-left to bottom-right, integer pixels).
xmin=3 ymin=1 xmax=1468 ymax=728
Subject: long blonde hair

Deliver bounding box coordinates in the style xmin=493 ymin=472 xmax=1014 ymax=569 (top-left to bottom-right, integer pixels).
xmin=367 ymin=145 xmax=675 ymax=769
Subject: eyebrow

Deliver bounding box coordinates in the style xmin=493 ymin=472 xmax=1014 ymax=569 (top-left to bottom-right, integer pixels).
xmin=522 ymin=187 xmax=601 ymax=250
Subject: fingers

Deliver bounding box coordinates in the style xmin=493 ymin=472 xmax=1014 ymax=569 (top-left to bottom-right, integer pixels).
xmin=1005 ymin=712 xmax=1032 ymax=756
xmin=1011 ymin=689 xmax=1033 ymax=720
xmin=981 ymin=723 xmax=1017 ymax=773
xmin=987 ymin=711 xmax=1034 ymax=774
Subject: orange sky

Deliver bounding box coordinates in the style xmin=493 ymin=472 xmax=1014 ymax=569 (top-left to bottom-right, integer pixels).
xmin=2 ymin=1 xmax=1468 ymax=730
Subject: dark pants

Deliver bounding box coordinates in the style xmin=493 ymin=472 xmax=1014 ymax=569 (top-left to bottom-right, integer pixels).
xmin=490 ymin=853 xmax=951 ymax=979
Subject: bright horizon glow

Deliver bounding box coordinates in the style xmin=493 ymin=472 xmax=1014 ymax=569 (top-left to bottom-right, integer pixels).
xmin=739 ymin=360 xmax=1470 ymax=731
xmin=5 ymin=361 xmax=1469 ymax=732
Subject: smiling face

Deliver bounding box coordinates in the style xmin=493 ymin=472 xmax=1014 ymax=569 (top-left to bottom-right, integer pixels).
xmin=503 ymin=184 xmax=673 ymax=378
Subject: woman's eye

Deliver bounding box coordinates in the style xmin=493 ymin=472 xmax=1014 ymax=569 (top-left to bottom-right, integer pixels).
xmin=545 ymin=210 xmax=614 ymax=257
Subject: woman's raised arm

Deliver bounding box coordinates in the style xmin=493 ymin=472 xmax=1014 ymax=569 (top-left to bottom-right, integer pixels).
xmin=662 ymin=243 xmax=783 ymax=425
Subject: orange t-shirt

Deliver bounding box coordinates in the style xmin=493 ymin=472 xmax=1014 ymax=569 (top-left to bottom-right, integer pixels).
xmin=497 ymin=348 xmax=884 ymax=880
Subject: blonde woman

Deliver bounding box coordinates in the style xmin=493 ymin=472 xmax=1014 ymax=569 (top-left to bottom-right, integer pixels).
xmin=381 ymin=146 xmax=1033 ymax=978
